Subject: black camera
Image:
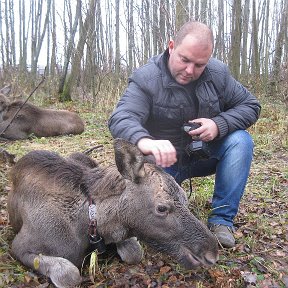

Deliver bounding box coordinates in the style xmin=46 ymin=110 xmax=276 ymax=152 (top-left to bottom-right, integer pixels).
xmin=183 ymin=123 xmax=210 ymax=159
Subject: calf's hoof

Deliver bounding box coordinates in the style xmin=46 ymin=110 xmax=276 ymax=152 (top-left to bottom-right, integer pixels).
xmin=116 ymin=237 xmax=143 ymax=264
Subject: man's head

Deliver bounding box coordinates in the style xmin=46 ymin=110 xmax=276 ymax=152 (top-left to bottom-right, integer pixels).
xmin=168 ymin=21 xmax=214 ymax=85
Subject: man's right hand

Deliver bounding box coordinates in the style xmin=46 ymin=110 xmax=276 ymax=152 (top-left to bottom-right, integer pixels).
xmin=137 ymin=138 xmax=177 ymax=168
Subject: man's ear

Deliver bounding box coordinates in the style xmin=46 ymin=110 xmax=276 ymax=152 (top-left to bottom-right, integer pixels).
xmin=168 ymin=40 xmax=175 ymax=53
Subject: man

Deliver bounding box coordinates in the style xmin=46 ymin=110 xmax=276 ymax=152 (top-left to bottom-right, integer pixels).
xmin=108 ymin=21 xmax=261 ymax=248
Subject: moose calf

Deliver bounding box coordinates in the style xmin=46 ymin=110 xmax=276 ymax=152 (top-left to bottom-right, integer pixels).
xmin=0 ymin=85 xmax=84 ymax=140
xmin=8 ymin=139 xmax=218 ymax=287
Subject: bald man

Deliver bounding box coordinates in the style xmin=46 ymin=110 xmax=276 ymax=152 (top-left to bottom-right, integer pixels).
xmin=109 ymin=21 xmax=261 ymax=248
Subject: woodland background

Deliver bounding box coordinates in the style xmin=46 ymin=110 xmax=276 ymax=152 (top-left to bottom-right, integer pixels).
xmin=0 ymin=0 xmax=287 ymax=101
xmin=0 ymin=0 xmax=287 ymax=287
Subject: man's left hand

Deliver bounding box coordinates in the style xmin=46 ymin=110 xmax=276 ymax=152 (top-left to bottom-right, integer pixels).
xmin=188 ymin=118 xmax=219 ymax=142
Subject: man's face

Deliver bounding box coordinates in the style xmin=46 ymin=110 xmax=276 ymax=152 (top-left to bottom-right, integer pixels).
xmin=168 ymin=35 xmax=213 ymax=85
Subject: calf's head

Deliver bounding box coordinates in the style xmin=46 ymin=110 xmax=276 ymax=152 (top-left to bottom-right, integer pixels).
xmin=113 ymin=139 xmax=218 ymax=269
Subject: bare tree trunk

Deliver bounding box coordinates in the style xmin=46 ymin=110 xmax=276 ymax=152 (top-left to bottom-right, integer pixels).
xmin=144 ymin=0 xmax=150 ymax=62
xmin=194 ymin=0 xmax=200 ymax=21
xmin=95 ymin=0 xmax=105 ymax=68
xmin=50 ymin=0 xmax=57 ymax=78
xmin=165 ymin=0 xmax=173 ymax=42
xmin=9 ymin=0 xmax=16 ymax=66
xmin=272 ymin=0 xmax=287 ymax=83
xmin=46 ymin=13 xmax=50 ymax=76
xmin=30 ymin=0 xmax=52 ymax=76
xmin=200 ymin=0 xmax=207 ymax=24
xmin=85 ymin=0 xmax=97 ymax=100
xmin=230 ymin=0 xmax=242 ymax=80
xmin=258 ymin=2 xmax=265 ymax=55
xmin=106 ymin=0 xmax=114 ymax=71
xmin=0 ymin=1 xmax=5 ymax=69
xmin=214 ymin=0 xmax=225 ymax=61
xmin=115 ymin=0 xmax=120 ymax=75
xmin=159 ymin=0 xmax=166 ymax=53
xmin=127 ymin=0 xmax=135 ymax=74
xmin=241 ymin=0 xmax=250 ymax=80
xmin=207 ymin=0 xmax=213 ymax=26
xmin=176 ymin=0 xmax=189 ymax=30
xmin=19 ymin=0 xmax=27 ymax=73
xmin=263 ymin=0 xmax=270 ymax=82
xmin=251 ymin=0 xmax=260 ymax=77
xmin=58 ymin=0 xmax=81 ymax=97
xmin=4 ymin=0 xmax=10 ymax=67
xmin=152 ymin=0 xmax=159 ymax=55
xmin=61 ymin=0 xmax=97 ymax=102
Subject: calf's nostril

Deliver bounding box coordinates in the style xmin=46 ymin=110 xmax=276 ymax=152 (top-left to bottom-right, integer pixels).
xmin=204 ymin=251 xmax=219 ymax=266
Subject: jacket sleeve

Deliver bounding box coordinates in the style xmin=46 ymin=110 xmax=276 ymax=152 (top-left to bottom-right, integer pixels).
xmin=108 ymin=77 xmax=153 ymax=145
xmin=211 ymin=65 xmax=261 ymax=139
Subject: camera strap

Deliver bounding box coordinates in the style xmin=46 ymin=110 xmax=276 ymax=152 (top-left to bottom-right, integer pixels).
xmin=188 ymin=178 xmax=193 ymax=199
xmin=179 ymin=105 xmax=193 ymax=199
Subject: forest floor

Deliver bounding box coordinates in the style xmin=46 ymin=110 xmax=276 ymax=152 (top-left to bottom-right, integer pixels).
xmin=0 ymin=93 xmax=287 ymax=288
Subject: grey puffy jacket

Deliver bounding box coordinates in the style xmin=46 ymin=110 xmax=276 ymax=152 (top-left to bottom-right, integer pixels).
xmin=108 ymin=49 xmax=261 ymax=158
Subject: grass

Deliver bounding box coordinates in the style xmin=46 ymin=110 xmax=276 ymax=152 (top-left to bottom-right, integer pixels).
xmin=0 ymin=81 xmax=287 ymax=287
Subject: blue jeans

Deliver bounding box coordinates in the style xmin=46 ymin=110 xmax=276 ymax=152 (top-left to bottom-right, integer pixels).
xmin=164 ymin=130 xmax=254 ymax=227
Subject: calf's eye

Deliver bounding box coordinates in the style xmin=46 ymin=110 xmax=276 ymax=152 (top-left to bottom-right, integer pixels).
xmin=156 ymin=204 xmax=169 ymax=214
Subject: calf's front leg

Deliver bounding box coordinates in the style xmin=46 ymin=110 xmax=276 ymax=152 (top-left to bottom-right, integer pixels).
xmin=11 ymin=232 xmax=82 ymax=288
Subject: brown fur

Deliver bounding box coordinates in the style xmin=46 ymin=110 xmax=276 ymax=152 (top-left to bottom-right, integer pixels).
xmin=8 ymin=139 xmax=218 ymax=288
xmin=0 ymin=86 xmax=84 ymax=140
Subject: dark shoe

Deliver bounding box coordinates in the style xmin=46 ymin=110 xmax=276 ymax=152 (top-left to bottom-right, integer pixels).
xmin=209 ymin=224 xmax=236 ymax=248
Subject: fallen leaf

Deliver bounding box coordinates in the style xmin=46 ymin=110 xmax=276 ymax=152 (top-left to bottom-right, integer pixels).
xmin=159 ymin=265 xmax=171 ymax=274
xmin=241 ymin=271 xmax=257 ymax=285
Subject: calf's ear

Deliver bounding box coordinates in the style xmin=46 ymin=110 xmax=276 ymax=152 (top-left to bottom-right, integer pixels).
xmin=113 ymin=138 xmax=145 ymax=183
